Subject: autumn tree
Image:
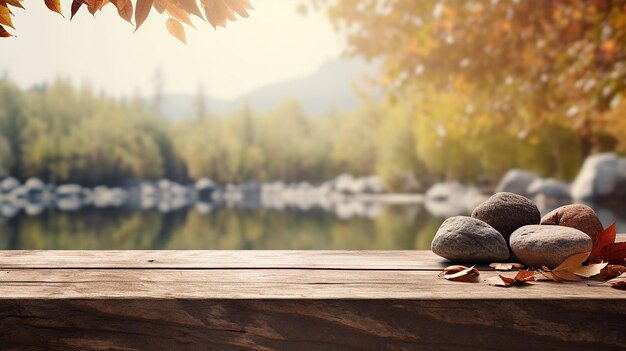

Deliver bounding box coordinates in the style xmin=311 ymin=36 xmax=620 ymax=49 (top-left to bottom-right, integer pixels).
xmin=317 ymin=0 xmax=626 ymax=176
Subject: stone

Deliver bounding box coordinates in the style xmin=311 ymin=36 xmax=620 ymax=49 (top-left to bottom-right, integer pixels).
xmin=471 ymin=192 xmax=541 ymax=242
xmin=526 ymin=178 xmax=571 ymax=199
xmin=540 ymin=204 xmax=604 ymax=244
xmin=509 ymin=225 xmax=593 ymax=269
xmin=570 ymin=153 xmax=619 ymax=200
xmin=431 ymin=216 xmax=509 ymax=262
xmin=496 ymin=169 xmax=540 ymax=197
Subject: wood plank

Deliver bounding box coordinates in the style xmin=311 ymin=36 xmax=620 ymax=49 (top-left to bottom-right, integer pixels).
xmin=0 ymin=250 xmax=449 ymax=270
xmin=0 ymin=268 xmax=624 ymax=299
xmin=0 ymin=299 xmax=624 ymax=351
xmin=1 ymin=235 xmax=622 ymax=270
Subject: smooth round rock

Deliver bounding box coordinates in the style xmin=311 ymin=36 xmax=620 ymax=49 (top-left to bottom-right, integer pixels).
xmin=541 ymin=204 xmax=604 ymax=244
xmin=509 ymin=225 xmax=592 ymax=269
xmin=431 ymin=216 xmax=510 ymax=262
xmin=471 ymin=192 xmax=541 ymax=242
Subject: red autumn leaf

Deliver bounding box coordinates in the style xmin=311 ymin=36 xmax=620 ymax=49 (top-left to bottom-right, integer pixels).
xmin=134 ymin=0 xmax=153 ymax=31
xmin=488 ymin=269 xmax=535 ymax=287
xmin=590 ymin=223 xmax=626 ymax=264
xmin=600 ymin=265 xmax=626 ymax=280
xmin=609 ymin=273 xmax=626 ymax=290
xmin=70 ymin=0 xmax=83 ymax=20
xmin=0 ymin=24 xmax=12 ymax=37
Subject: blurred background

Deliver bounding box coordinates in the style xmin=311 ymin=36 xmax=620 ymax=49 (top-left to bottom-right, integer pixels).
xmin=0 ymin=0 xmax=625 ymax=249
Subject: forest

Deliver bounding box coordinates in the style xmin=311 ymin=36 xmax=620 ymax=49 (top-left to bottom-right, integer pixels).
xmin=2 ymin=0 xmax=626 ymax=192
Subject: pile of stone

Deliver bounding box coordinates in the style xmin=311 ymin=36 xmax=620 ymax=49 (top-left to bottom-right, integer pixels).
xmin=431 ymin=192 xmax=603 ymax=269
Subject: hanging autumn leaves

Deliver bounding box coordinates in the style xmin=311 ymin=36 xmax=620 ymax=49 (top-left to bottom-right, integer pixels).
xmin=0 ymin=0 xmax=253 ymax=43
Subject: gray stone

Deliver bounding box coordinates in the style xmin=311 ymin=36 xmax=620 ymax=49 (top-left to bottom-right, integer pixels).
xmin=570 ymin=153 xmax=621 ymax=200
xmin=541 ymin=204 xmax=604 ymax=244
xmin=431 ymin=216 xmax=509 ymax=262
xmin=471 ymin=192 xmax=541 ymax=242
xmin=496 ymin=169 xmax=540 ymax=196
xmin=510 ymin=225 xmax=593 ymax=269
xmin=526 ymin=178 xmax=571 ymax=199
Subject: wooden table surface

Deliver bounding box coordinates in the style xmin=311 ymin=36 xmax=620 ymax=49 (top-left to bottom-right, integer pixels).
xmin=0 ymin=246 xmax=624 ymax=350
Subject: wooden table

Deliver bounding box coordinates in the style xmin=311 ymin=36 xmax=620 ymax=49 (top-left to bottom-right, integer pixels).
xmin=0 ymin=249 xmax=624 ymax=350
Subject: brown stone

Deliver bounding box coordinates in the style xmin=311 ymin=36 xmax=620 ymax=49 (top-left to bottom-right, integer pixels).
xmin=541 ymin=204 xmax=604 ymax=244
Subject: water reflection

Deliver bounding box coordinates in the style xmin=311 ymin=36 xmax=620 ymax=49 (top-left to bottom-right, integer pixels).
xmin=0 ymin=197 xmax=624 ymax=250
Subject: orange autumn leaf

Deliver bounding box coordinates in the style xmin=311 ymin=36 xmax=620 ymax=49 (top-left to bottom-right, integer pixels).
xmin=44 ymin=0 xmax=63 ymax=16
xmin=0 ymin=3 xmax=14 ymax=29
xmin=590 ymin=223 xmax=626 ymax=264
xmin=166 ymin=17 xmax=186 ymax=44
xmin=201 ymin=0 xmax=230 ymax=28
xmin=85 ymin=0 xmax=105 ymax=15
xmin=110 ymin=0 xmax=132 ymax=23
xmin=176 ymin=0 xmax=203 ymax=19
xmin=165 ymin=2 xmax=195 ymax=28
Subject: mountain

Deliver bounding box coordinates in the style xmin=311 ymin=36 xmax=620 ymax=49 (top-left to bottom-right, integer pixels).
xmin=158 ymin=58 xmax=380 ymax=120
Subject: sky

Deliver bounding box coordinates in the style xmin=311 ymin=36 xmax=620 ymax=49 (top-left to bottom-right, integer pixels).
xmin=0 ymin=0 xmax=344 ymax=100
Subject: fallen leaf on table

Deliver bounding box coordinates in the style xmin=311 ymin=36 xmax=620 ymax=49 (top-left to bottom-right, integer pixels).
xmin=489 ymin=262 xmax=525 ymax=271
xmin=573 ymin=261 xmax=608 ymax=278
xmin=539 ymin=252 xmax=590 ymax=281
xmin=487 ymin=270 xmax=535 ymax=287
xmin=600 ymin=265 xmax=626 ymax=280
xmin=609 ymin=273 xmax=626 ymax=290
xmin=440 ymin=265 xmax=479 ymax=282
xmin=589 ymin=223 xmax=626 ymax=265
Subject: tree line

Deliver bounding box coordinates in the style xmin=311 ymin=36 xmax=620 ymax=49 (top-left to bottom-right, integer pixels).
xmin=2 ymin=75 xmax=622 ymax=191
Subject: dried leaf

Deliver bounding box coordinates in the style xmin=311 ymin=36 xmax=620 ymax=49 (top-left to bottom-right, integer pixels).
xmin=224 ymin=0 xmax=251 ymax=18
xmin=166 ymin=17 xmax=186 ymax=44
xmin=70 ymin=0 xmax=84 ymax=20
xmin=201 ymin=0 xmax=229 ymax=28
xmin=153 ymin=0 xmax=165 ymax=13
xmin=609 ymin=273 xmax=626 ymax=290
xmin=5 ymin=0 xmax=23 ymax=9
xmin=590 ymin=223 xmax=616 ymax=259
xmin=134 ymin=0 xmax=153 ymax=31
xmin=166 ymin=2 xmax=195 ymax=28
xmin=0 ymin=23 xmax=12 ymax=37
xmin=488 ymin=270 xmax=535 ymax=287
xmin=0 ymin=3 xmax=14 ymax=29
xmin=44 ymin=0 xmax=63 ymax=16
xmin=601 ymin=265 xmax=626 ymax=280
xmin=110 ymin=0 xmax=132 ymax=23
xmin=539 ymin=252 xmax=590 ymax=281
xmin=489 ymin=262 xmax=525 ymax=271
xmin=573 ymin=261 xmax=608 ymax=278
xmin=441 ymin=265 xmax=479 ymax=282
xmin=590 ymin=223 xmax=626 ymax=264
xmin=176 ymin=0 xmax=203 ymax=19
xmin=85 ymin=0 xmax=103 ymax=14
xmin=440 ymin=265 xmax=470 ymax=275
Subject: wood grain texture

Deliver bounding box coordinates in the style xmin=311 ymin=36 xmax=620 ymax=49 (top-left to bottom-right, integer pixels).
xmin=0 ymin=247 xmax=625 ymax=350
xmin=0 ymin=299 xmax=624 ymax=351
xmin=0 ymin=268 xmax=624 ymax=299
xmin=0 ymin=250 xmax=447 ymax=270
